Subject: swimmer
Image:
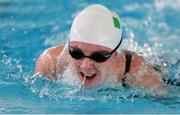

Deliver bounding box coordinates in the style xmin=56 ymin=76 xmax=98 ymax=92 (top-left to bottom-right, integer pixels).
xmin=35 ymin=4 xmax=166 ymax=90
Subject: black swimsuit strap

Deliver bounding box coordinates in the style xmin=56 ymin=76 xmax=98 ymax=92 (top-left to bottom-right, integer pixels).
xmin=122 ymin=50 xmax=132 ymax=87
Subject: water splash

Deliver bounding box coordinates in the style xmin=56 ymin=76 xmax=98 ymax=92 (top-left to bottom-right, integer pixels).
xmin=0 ymin=51 xmax=24 ymax=83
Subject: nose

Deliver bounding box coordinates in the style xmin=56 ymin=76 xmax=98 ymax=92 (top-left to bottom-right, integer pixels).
xmin=80 ymin=58 xmax=94 ymax=70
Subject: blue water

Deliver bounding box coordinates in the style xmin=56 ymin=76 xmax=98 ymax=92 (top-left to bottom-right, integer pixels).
xmin=0 ymin=0 xmax=180 ymax=114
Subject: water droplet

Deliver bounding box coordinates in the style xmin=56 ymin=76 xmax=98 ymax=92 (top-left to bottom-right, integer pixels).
xmin=12 ymin=28 xmax=15 ymax=31
xmin=24 ymin=30 xmax=28 ymax=35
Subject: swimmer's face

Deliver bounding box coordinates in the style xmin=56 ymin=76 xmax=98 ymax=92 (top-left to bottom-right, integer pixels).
xmin=69 ymin=41 xmax=118 ymax=87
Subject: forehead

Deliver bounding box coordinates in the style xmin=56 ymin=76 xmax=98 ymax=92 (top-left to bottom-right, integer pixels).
xmin=70 ymin=41 xmax=113 ymax=52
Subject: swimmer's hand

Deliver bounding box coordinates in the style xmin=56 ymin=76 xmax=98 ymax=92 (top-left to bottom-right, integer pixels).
xmin=32 ymin=72 xmax=40 ymax=78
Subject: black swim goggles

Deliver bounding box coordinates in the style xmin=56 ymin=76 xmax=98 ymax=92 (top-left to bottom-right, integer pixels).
xmin=68 ymin=36 xmax=123 ymax=62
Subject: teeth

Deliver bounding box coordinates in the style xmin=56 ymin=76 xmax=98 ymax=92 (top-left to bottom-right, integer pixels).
xmin=86 ymin=75 xmax=93 ymax=78
xmin=80 ymin=72 xmax=95 ymax=77
xmin=80 ymin=72 xmax=96 ymax=79
xmin=85 ymin=74 xmax=94 ymax=77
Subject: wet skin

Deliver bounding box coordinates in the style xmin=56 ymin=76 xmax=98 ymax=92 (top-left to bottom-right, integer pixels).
xmin=35 ymin=41 xmax=165 ymax=89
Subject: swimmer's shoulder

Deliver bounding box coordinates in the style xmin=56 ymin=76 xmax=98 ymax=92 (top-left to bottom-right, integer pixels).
xmin=38 ymin=45 xmax=65 ymax=62
xmin=45 ymin=45 xmax=65 ymax=57
xmin=129 ymin=52 xmax=145 ymax=73
xmin=35 ymin=45 xmax=65 ymax=79
xmin=121 ymin=50 xmax=146 ymax=73
xmin=122 ymin=50 xmax=165 ymax=89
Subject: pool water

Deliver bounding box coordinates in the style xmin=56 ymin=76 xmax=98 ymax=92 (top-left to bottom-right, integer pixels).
xmin=0 ymin=0 xmax=180 ymax=114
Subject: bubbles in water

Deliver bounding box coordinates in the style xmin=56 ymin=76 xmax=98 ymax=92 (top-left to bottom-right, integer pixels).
xmin=1 ymin=107 xmax=30 ymax=114
xmin=155 ymin=0 xmax=180 ymax=10
xmin=24 ymin=64 xmax=152 ymax=102
xmin=0 ymin=52 xmax=24 ymax=81
xmin=44 ymin=31 xmax=68 ymax=46
xmin=12 ymin=28 xmax=15 ymax=31
xmin=23 ymin=30 xmax=28 ymax=35
xmin=57 ymin=65 xmax=82 ymax=87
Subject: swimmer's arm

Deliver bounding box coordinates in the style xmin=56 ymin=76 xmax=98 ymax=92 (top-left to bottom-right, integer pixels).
xmin=35 ymin=45 xmax=64 ymax=80
xmin=128 ymin=54 xmax=165 ymax=90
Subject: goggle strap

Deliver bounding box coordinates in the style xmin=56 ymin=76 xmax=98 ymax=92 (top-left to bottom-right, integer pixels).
xmin=109 ymin=33 xmax=123 ymax=55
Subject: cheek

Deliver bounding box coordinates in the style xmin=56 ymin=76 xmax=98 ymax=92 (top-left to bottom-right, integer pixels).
xmin=71 ymin=59 xmax=80 ymax=69
xmin=97 ymin=61 xmax=114 ymax=76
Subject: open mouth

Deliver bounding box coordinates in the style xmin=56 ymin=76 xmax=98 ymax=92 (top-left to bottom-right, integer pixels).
xmin=80 ymin=72 xmax=96 ymax=80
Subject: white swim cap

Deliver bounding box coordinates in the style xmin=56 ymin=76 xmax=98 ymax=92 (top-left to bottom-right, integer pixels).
xmin=70 ymin=4 xmax=123 ymax=54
